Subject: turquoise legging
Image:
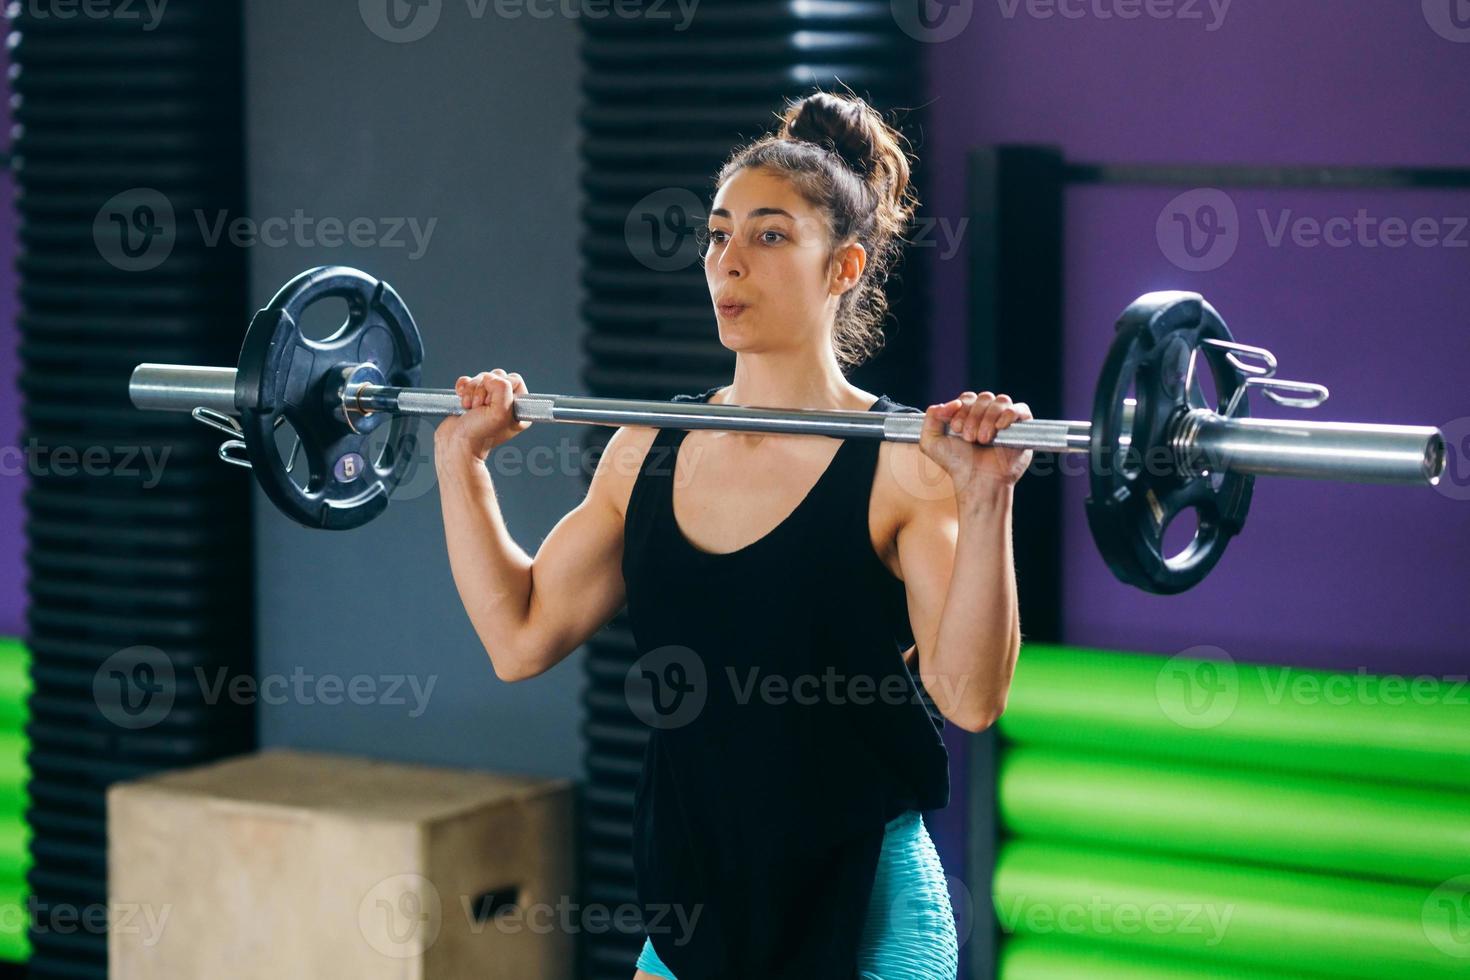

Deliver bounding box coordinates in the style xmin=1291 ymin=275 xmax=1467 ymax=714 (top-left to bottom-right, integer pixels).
xmin=635 ymin=810 xmax=958 ymax=979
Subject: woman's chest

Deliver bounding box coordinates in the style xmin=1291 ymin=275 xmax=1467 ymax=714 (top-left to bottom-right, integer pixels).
xmin=667 ymin=433 xmax=905 ymax=578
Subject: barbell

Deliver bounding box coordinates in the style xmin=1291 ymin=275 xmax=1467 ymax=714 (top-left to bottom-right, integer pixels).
xmin=127 ymin=265 xmax=1445 ymax=594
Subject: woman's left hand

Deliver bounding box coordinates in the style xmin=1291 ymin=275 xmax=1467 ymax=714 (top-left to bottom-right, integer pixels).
xmin=919 ymin=391 xmax=1035 ymax=497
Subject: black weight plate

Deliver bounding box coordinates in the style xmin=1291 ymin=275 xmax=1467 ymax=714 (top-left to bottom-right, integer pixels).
xmin=234 ymin=266 xmax=424 ymax=530
xmin=1085 ymin=292 xmax=1254 ymax=594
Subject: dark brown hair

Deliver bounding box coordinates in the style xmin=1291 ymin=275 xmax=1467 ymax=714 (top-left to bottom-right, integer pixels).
xmin=712 ymin=90 xmax=918 ymax=371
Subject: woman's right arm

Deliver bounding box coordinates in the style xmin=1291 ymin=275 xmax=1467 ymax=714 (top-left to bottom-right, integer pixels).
xmin=434 ymin=369 xmax=650 ymax=682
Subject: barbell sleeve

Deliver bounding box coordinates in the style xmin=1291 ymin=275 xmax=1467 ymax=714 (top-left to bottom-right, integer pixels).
xmin=1178 ymin=411 xmax=1446 ymax=486
xmin=129 ymin=364 xmax=240 ymax=414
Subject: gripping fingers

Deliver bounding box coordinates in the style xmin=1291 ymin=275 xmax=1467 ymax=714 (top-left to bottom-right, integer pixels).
xmin=962 ymin=392 xmax=994 ymax=442
xmin=455 ymin=370 xmax=524 ymax=413
xmin=977 ymin=393 xmax=1010 ymax=444
xmin=981 ymin=397 xmax=1033 ymax=445
xmin=936 ymin=392 xmax=1032 ymax=445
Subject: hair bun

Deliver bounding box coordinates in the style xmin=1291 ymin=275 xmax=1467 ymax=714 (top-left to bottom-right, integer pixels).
xmin=780 ymin=91 xmax=878 ymax=176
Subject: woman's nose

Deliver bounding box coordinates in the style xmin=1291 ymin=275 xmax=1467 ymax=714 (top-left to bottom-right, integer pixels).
xmin=714 ymin=245 xmax=744 ymax=277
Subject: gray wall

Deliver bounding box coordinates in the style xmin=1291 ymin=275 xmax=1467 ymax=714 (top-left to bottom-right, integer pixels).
xmin=244 ymin=3 xmax=586 ymax=778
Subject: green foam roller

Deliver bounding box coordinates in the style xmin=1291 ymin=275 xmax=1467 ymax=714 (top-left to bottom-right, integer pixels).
xmin=0 ymin=882 xmax=28 ymax=963
xmin=0 ymin=824 xmax=32 ymax=880
xmin=0 ymin=641 xmax=28 ymax=730
xmin=995 ymin=840 xmax=1470 ymax=979
xmin=999 ymin=746 xmax=1470 ymax=885
xmin=0 ymin=732 xmax=28 ymax=815
xmin=999 ymin=935 xmax=1323 ymax=980
xmin=0 ymin=933 xmax=26 ymax=965
xmin=997 ymin=644 xmax=1470 ymax=791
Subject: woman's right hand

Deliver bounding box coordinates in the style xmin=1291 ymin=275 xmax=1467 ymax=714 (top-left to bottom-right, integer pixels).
xmin=434 ymin=368 xmax=532 ymax=461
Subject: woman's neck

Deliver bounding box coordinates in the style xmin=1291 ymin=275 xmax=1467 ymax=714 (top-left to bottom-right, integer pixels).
xmin=715 ymin=353 xmax=868 ymax=411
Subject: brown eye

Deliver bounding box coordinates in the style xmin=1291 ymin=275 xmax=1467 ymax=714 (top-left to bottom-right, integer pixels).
xmin=697 ymin=227 xmax=726 ymax=254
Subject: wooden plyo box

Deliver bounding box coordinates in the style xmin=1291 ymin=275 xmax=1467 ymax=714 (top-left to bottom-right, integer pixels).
xmin=108 ymin=748 xmax=575 ymax=979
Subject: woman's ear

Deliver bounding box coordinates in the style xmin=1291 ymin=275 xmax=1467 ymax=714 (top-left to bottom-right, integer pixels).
xmin=829 ymin=241 xmax=867 ymax=295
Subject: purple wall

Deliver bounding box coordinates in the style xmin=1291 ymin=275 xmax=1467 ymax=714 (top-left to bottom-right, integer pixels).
xmin=0 ymin=30 xmax=20 ymax=639
xmin=920 ymin=0 xmax=1470 ymax=954
xmin=924 ymin=0 xmax=1470 ymax=667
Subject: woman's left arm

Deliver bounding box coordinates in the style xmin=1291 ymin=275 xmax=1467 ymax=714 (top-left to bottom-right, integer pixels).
xmin=891 ymin=392 xmax=1034 ymax=733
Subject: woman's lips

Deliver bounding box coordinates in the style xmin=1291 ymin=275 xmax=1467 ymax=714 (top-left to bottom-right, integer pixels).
xmin=717 ymin=303 xmax=748 ymax=318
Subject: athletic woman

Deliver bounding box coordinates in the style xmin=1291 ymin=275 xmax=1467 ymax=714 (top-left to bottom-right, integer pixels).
xmin=434 ymin=90 xmax=1031 ymax=979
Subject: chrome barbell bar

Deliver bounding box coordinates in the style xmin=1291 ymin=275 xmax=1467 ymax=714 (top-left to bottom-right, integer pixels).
xmin=128 ymin=363 xmax=1446 ymax=487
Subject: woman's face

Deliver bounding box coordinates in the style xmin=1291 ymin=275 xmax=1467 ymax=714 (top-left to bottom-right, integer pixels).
xmin=702 ymin=166 xmax=863 ymax=359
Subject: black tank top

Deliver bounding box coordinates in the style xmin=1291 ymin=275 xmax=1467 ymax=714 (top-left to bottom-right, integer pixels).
xmin=621 ymin=386 xmax=950 ymax=979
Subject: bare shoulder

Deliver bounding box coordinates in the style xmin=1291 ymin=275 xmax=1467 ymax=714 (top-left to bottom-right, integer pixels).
xmin=870 ymin=437 xmax=959 ymax=579
xmin=587 ymin=424 xmax=663 ymax=519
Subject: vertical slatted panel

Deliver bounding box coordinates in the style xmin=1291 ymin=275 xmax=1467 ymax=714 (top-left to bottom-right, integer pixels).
xmin=10 ymin=3 xmax=253 ymax=975
xmin=577 ymin=5 xmax=925 ymax=976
